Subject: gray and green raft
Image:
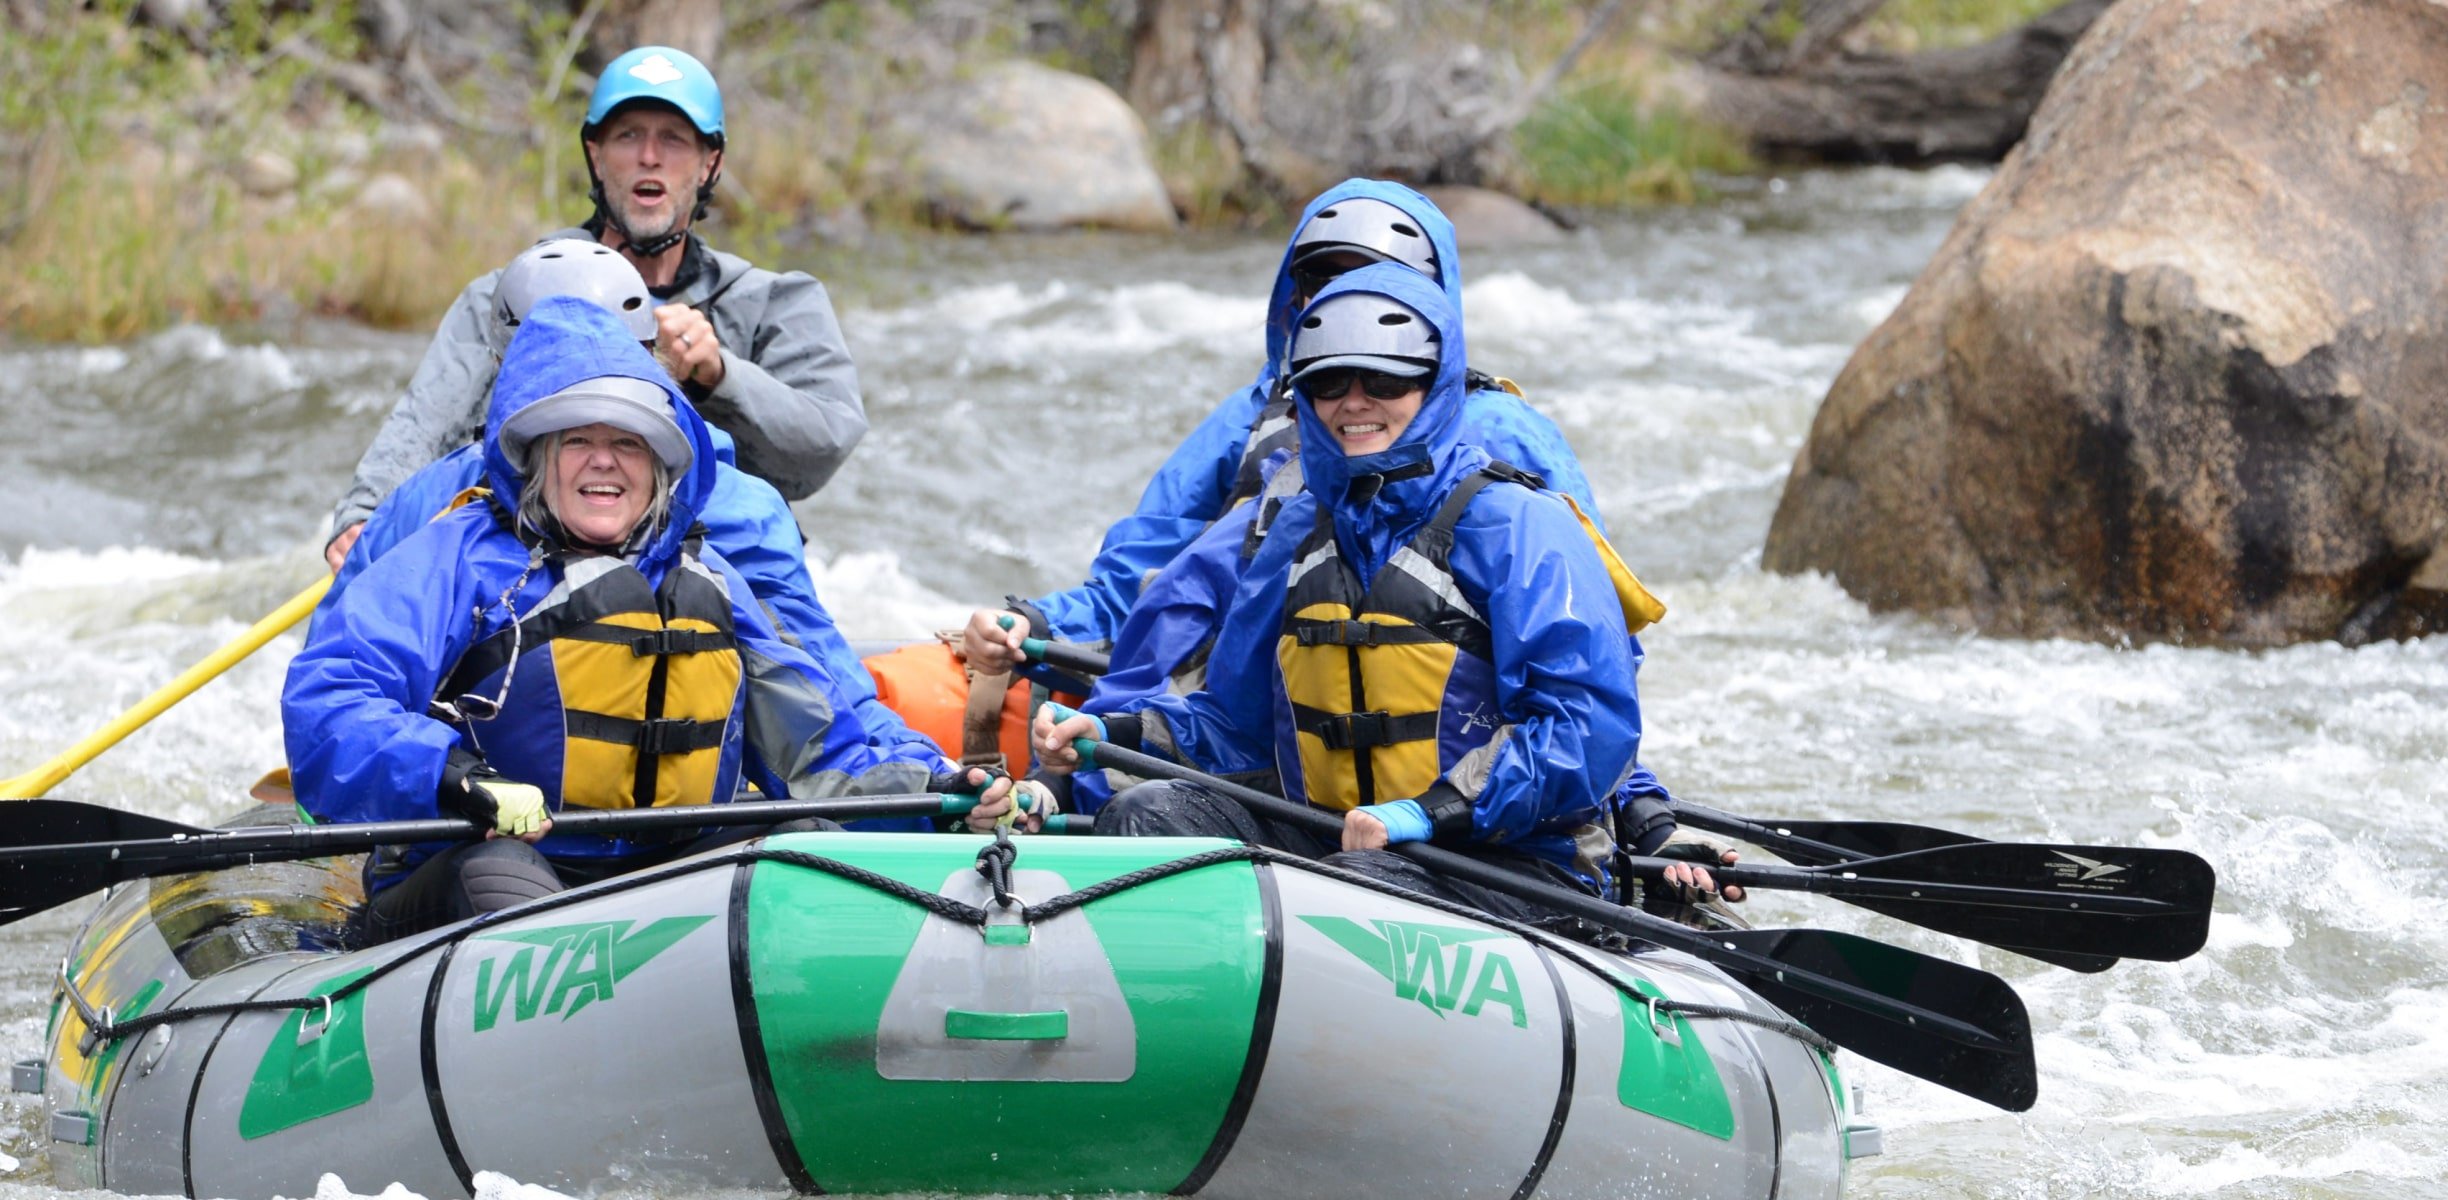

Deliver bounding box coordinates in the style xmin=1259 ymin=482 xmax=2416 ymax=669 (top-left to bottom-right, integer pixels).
xmin=31 ymin=822 xmax=1875 ymax=1198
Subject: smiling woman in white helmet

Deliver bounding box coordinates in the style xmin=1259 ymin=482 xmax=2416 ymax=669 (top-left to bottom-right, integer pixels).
xmin=1023 ymin=262 xmax=1734 ymax=923
xmin=285 ymin=296 xmax=1006 ymax=943
xmin=325 ymin=44 xmax=868 ymax=575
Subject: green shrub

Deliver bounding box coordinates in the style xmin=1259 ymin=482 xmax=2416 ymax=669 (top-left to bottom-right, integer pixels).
xmin=1513 ymin=77 xmax=1753 ymax=208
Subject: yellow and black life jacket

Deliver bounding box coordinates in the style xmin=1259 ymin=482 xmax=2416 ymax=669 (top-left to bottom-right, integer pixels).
xmin=437 ymin=536 xmax=744 ymax=811
xmin=1275 ymin=461 xmax=1664 ymax=813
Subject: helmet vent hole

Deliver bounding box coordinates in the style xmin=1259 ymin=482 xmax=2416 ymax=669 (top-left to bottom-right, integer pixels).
xmin=1317 ymin=207 xmax=1340 ymax=218
xmin=622 ymin=298 xmax=643 ymax=311
xmin=1392 ymin=223 xmax=1419 ymax=237
xmin=1302 ymin=316 xmax=1323 ymax=328
xmin=1377 ymin=314 xmax=1411 ymax=326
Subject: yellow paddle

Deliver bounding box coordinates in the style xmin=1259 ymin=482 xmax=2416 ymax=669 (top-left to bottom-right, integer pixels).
xmin=0 ymin=575 xmax=331 ymax=800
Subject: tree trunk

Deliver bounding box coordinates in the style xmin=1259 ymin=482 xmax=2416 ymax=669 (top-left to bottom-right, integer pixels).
xmin=585 ymin=0 xmax=725 ymax=71
xmin=1697 ymin=0 xmax=2113 ymax=164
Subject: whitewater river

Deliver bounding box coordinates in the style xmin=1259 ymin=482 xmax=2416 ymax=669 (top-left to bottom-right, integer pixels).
xmin=1 ymin=166 xmax=2441 ymax=1199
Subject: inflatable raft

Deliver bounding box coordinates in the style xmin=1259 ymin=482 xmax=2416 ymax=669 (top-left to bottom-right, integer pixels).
xmin=26 ymin=807 xmax=1879 ymax=1199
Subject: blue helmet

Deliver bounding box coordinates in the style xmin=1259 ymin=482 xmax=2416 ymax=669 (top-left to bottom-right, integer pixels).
xmin=585 ymin=46 xmax=724 ymax=145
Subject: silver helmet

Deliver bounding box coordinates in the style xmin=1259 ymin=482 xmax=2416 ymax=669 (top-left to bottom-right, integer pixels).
xmin=492 ymin=238 xmax=657 ymax=349
xmin=1287 ymin=290 xmax=1440 ymax=383
xmin=1289 ymin=196 xmax=1439 ymax=282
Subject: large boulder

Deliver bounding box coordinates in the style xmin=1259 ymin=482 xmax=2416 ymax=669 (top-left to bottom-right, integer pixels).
xmin=890 ymin=60 xmax=1178 ymax=233
xmin=1763 ymin=0 xmax=2448 ymax=645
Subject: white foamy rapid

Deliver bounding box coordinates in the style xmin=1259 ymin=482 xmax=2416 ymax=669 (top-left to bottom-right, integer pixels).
xmin=0 ymin=167 xmax=2437 ymax=1199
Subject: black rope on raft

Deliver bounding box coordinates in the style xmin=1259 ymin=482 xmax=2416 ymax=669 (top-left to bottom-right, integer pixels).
xmin=64 ymin=836 xmax=1829 ymax=1055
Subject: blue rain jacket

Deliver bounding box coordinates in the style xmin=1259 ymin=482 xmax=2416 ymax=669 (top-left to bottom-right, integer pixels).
xmin=285 ymin=298 xmax=952 ymax=886
xmin=1022 ymin=178 xmax=1596 ymax=647
xmin=319 ymin=422 xmax=945 ymax=811
xmin=1107 ymin=266 xmax=1640 ymax=875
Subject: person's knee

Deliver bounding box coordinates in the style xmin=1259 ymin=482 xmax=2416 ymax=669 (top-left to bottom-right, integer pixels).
xmin=454 ymin=838 xmax=565 ymax=917
xmin=1098 ymin=780 xmax=1217 ymax=837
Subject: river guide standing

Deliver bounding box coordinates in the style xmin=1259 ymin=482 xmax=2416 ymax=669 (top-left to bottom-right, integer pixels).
xmin=325 ymin=45 xmax=865 ymax=572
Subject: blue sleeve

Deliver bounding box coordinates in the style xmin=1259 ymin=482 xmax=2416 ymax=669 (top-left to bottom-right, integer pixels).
xmin=706 ymin=549 xmax=955 ymax=800
xmin=1438 ymin=489 xmax=1639 ymax=843
xmin=1087 ymin=498 xmax=1261 ymax=714
xmin=315 ymin=446 xmax=488 ymax=640
xmin=284 ymin=519 xmax=488 ymax=826
xmin=1458 ymin=388 xmax=1600 ymax=522
xmin=1104 ymin=495 xmax=1304 ymax=776
xmin=698 ymin=470 xmax=943 ymax=770
xmin=1027 ymin=383 xmax=1272 ymax=644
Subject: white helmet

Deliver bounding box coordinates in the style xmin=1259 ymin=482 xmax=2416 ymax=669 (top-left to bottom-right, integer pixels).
xmin=492 ymin=238 xmax=657 ymax=349
xmin=1289 ymin=197 xmax=1440 ymax=283
xmin=1287 ymin=290 xmax=1440 ymax=383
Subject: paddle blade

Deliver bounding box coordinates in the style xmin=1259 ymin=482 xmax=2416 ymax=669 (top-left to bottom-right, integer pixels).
xmin=0 ymin=800 xmax=214 ymax=923
xmin=1852 ymin=842 xmax=2216 ymax=963
xmin=1723 ymin=927 xmax=2038 ymax=1112
xmin=1679 ymin=806 xmax=2121 ymax=972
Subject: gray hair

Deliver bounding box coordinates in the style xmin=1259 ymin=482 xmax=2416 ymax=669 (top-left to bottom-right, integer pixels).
xmin=514 ymin=429 xmax=675 ymax=549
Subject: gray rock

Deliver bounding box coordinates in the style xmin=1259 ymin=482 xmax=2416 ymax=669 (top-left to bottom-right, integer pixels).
xmin=237 ymin=150 xmax=299 ymax=197
xmin=374 ymin=123 xmax=447 ymax=168
xmin=351 ymin=172 xmax=432 ymax=224
xmin=1421 ymin=185 xmax=1563 ymax=247
xmin=892 ymin=60 xmax=1177 ymax=233
xmin=1763 ymin=0 xmax=2448 ymax=646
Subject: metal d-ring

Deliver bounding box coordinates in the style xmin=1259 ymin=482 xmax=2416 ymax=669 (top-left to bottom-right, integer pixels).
xmin=301 ymin=995 xmax=336 ymax=1043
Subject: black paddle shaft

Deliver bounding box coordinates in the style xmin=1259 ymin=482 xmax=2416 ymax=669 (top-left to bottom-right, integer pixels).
xmin=1081 ymin=740 xmax=2039 ymax=1111
xmin=0 ymin=793 xmax=968 ymax=925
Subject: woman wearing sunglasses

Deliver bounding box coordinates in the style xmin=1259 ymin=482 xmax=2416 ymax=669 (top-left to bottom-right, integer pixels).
xmin=283 ymin=297 xmax=1007 ymax=943
xmin=1031 ymin=263 xmax=1720 ymax=916
xmin=963 ymin=179 xmax=1598 ymax=667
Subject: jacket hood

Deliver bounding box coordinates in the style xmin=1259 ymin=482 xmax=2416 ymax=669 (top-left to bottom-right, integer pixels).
xmin=1291 ymin=262 xmax=1475 ymax=532
xmin=483 ymin=295 xmax=718 ymax=563
xmin=1262 ymin=179 xmax=1464 ymax=384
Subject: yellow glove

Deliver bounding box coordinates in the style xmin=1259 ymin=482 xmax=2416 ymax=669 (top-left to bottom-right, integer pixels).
xmin=472 ymin=780 xmax=549 ymax=838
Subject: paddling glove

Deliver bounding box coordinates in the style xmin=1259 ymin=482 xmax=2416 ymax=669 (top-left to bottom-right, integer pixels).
xmin=442 ymin=757 xmax=550 ymax=838
xmin=478 ymin=782 xmax=549 ymax=838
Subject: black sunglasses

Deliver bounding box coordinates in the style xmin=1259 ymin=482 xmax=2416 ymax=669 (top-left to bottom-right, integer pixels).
xmin=1302 ymin=368 xmax=1424 ymax=402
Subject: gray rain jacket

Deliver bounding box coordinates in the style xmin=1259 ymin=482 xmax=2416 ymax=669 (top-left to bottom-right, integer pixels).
xmin=327 ymin=227 xmax=866 ymax=537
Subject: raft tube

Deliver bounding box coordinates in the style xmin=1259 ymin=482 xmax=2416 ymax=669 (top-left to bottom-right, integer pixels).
xmin=30 ymin=814 xmax=1877 ymax=1198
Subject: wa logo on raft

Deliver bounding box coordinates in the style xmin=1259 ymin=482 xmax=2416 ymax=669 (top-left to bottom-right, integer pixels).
xmin=1300 ymin=916 xmax=1528 ymax=1027
xmin=470 ymin=916 xmax=713 ymax=1032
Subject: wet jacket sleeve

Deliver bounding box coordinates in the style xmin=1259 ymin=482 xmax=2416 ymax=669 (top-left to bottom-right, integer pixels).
xmin=1459 ymin=388 xmax=1600 ymax=519
xmin=1414 ymin=489 xmax=1639 ymax=845
xmin=328 ymin=277 xmax=499 ymax=537
xmin=694 ymin=270 xmax=866 ymax=501
xmin=1095 ymin=499 xmax=1304 ymax=777
xmin=1026 ymin=383 xmax=1272 ymax=645
xmin=1086 ymin=492 xmax=1263 ymax=713
xmin=284 ymin=522 xmax=489 ymax=827
xmin=714 ymin=551 xmax=955 ymax=801
xmin=699 ymin=471 xmax=944 ymax=764
xmin=325 ymin=445 xmax=487 ymax=621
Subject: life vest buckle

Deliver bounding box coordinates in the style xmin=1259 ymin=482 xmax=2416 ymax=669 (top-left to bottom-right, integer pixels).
xmin=635 ymin=717 xmax=711 ymax=755
xmin=1318 ymin=710 xmax=1392 ymax=750
xmin=1296 ymin=619 xmax=1378 ymax=647
xmin=629 ymin=628 xmax=724 ymax=657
